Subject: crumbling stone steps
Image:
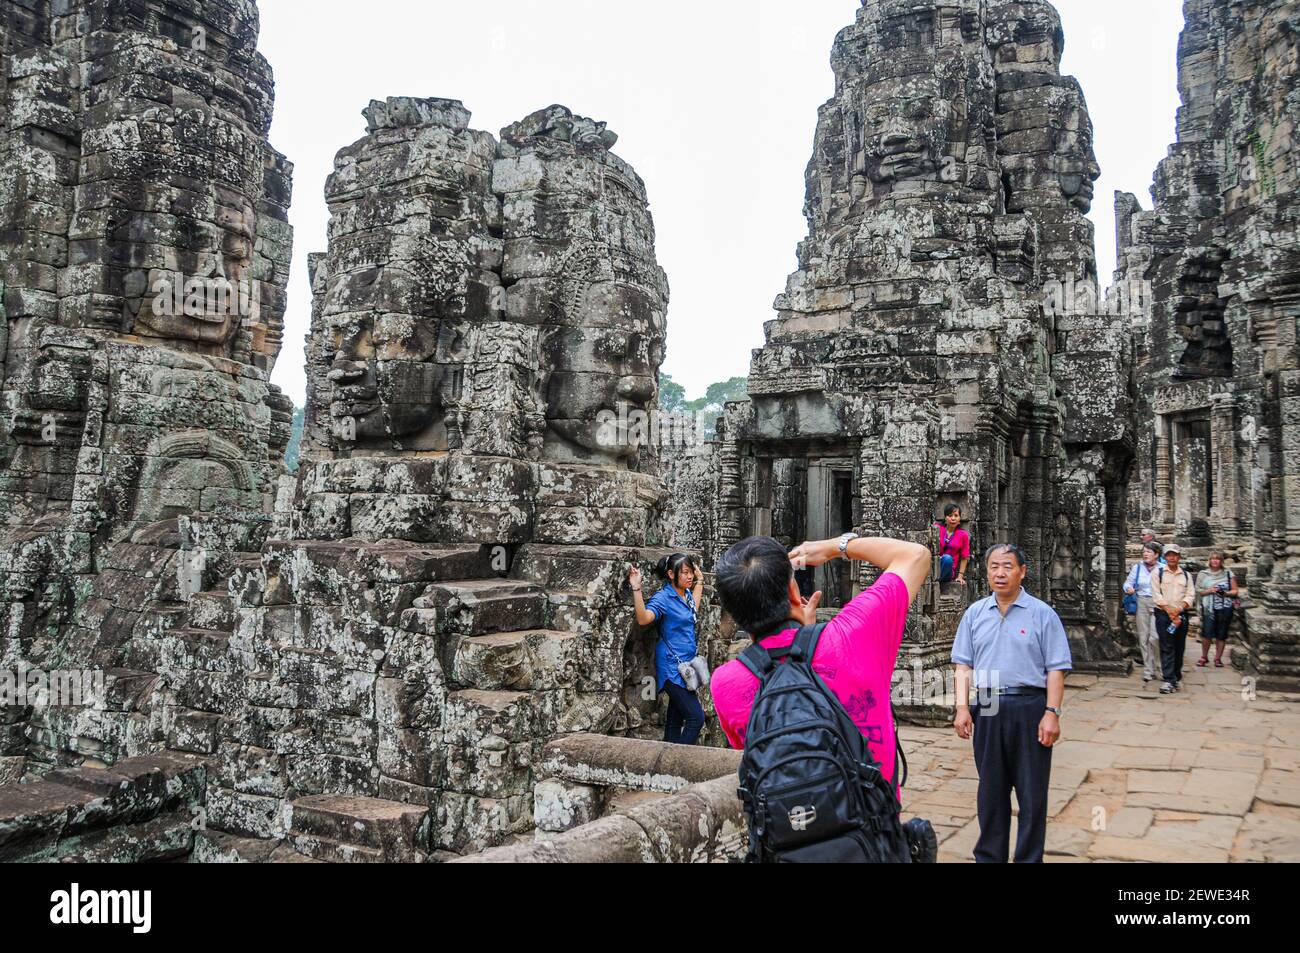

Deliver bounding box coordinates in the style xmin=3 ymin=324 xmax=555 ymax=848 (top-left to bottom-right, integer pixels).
xmin=544 ymin=590 xmax=605 ymax=635
xmin=287 ymin=794 xmax=429 ymax=863
xmin=191 ymin=830 xmax=325 ymax=863
xmin=0 ymin=751 xmax=207 ymax=862
xmin=418 ymin=579 xmax=546 ymax=636
xmin=451 ymin=629 xmax=581 ymax=691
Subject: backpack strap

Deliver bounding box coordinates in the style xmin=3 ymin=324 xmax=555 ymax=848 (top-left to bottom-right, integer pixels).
xmin=892 ymin=701 xmax=907 ymax=802
xmin=789 ymin=622 xmax=826 ymax=663
xmin=738 ymin=643 xmax=774 ymax=681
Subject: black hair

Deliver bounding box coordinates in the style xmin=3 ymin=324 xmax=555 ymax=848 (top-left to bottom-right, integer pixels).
xmin=1142 ymin=541 xmax=1164 ymax=556
xmin=715 ymin=536 xmax=794 ymax=638
xmin=944 ymin=503 xmax=962 ymax=519
xmin=655 ymin=552 xmax=698 ymax=584
xmin=983 ymin=542 xmax=1028 ymax=567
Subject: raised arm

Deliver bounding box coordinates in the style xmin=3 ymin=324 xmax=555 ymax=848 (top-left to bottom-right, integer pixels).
xmin=628 ymin=567 xmax=656 ymax=627
xmin=788 ymin=535 xmax=932 ymax=603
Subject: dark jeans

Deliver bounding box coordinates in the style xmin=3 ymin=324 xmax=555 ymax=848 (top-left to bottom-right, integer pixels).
xmin=1155 ymin=609 xmax=1188 ymax=684
xmin=940 ymin=554 xmax=955 ymax=583
xmin=972 ymin=693 xmax=1053 ymax=863
xmin=661 ymin=680 xmax=704 ymax=746
xmin=1202 ymin=607 xmax=1234 ymax=642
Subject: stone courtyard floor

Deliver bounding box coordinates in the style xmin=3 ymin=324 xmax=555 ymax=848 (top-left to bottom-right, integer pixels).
xmin=898 ymin=643 xmax=1300 ymax=862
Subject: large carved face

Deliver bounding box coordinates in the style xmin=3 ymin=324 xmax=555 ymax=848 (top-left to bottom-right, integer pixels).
xmin=1053 ymin=86 xmax=1100 ymax=213
xmin=125 ymin=150 xmax=260 ymax=349
xmin=542 ymin=279 xmax=666 ymax=463
xmin=319 ymin=235 xmax=469 ymax=449
xmin=861 ymin=83 xmax=953 ymax=186
xmin=326 ymin=306 xmax=444 ymax=448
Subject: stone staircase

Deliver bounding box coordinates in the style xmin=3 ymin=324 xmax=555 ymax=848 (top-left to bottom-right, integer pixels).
xmin=9 ymin=531 xmax=666 ymax=861
xmin=286 ymin=793 xmax=430 ymax=863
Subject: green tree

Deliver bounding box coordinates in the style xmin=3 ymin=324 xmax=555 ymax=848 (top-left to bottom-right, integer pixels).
xmin=681 ymin=375 xmax=748 ymax=440
xmin=284 ymin=404 xmax=305 ymax=472
xmin=658 ymin=372 xmax=687 ymax=413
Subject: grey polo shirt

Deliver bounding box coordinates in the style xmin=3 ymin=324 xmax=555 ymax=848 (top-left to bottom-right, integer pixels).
xmin=950 ymin=588 xmax=1073 ymax=689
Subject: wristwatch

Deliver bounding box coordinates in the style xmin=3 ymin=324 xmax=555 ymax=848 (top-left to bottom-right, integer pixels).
xmin=837 ymin=532 xmax=860 ymax=558
xmin=1045 ymin=706 xmax=1062 ymax=717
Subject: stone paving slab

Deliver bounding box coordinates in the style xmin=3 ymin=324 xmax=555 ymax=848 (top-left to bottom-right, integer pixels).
xmin=899 ymin=644 xmax=1300 ymax=862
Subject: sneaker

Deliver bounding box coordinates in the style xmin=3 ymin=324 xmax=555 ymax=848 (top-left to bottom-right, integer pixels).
xmin=1160 ymin=683 xmax=1174 ymax=694
xmin=1142 ymin=673 xmax=1154 ymax=682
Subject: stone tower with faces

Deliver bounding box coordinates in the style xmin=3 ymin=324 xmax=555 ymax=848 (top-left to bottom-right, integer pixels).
xmin=671 ymin=0 xmax=1133 ymax=722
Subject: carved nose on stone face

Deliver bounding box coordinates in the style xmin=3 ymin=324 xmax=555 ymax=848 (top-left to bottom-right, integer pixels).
xmin=616 ymin=374 xmax=655 ymax=405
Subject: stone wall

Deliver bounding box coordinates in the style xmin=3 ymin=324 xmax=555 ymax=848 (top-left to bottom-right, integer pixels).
xmin=1 ymin=0 xmax=293 ymax=785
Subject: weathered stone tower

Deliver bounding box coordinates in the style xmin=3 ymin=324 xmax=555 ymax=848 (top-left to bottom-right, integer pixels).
xmin=1116 ymin=0 xmax=1300 ymax=691
xmin=669 ymin=0 xmax=1135 ymax=721
xmin=0 ymin=0 xmax=293 ymax=778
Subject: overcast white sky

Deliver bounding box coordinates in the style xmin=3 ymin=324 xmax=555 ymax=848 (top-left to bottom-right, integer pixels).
xmin=258 ymin=0 xmax=1186 ymax=406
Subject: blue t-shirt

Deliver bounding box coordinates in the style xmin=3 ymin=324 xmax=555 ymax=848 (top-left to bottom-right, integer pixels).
xmin=646 ymin=586 xmax=698 ymax=690
xmin=950 ymin=588 xmax=1073 ymax=690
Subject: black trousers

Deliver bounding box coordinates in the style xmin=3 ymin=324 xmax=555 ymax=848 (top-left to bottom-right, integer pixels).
xmin=972 ymin=693 xmax=1053 ymax=863
xmin=661 ymin=680 xmax=704 ymax=745
xmin=1155 ymin=609 xmax=1188 ymax=684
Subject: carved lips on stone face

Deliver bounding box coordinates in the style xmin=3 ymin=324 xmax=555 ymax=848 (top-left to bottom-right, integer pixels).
xmin=541 ymin=279 xmax=666 ymax=464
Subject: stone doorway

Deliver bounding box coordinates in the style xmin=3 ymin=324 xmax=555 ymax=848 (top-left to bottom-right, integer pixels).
xmin=806 ymin=458 xmax=856 ymax=608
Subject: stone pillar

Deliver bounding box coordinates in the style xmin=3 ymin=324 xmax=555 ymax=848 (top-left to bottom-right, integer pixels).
xmin=1210 ymin=390 xmax=1240 ymax=531
xmin=1154 ymin=416 xmax=1173 ymax=530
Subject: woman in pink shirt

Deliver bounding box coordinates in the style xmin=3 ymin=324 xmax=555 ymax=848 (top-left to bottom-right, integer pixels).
xmin=936 ymin=504 xmax=970 ymax=585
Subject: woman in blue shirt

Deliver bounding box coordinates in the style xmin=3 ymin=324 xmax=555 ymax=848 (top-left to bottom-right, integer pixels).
xmin=630 ymin=553 xmax=706 ymax=745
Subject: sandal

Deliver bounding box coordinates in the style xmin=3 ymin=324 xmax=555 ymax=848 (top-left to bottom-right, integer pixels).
xmin=1196 ymin=657 xmax=1209 ymax=667
xmin=1215 ymin=659 xmax=1224 ymax=668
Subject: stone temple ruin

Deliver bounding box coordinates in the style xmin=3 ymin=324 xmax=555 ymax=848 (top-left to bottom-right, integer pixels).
xmin=1114 ymin=0 xmax=1300 ymax=692
xmin=669 ymin=0 xmax=1132 ymax=724
xmin=0 ymin=0 xmax=1297 ymax=862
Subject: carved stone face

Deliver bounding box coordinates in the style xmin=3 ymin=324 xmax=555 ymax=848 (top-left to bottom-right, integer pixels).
xmin=861 ymin=84 xmax=952 ymax=185
xmin=542 ymin=280 xmax=666 ymax=463
xmin=318 ymin=233 xmax=469 ymax=451
xmin=326 ymin=308 xmax=444 ymax=447
xmin=1053 ymin=89 xmax=1100 ymax=213
xmin=128 ymin=184 xmax=258 ymax=349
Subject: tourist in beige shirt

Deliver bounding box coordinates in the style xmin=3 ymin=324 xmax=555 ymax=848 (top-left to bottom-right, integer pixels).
xmin=1150 ymin=544 xmax=1195 ymax=694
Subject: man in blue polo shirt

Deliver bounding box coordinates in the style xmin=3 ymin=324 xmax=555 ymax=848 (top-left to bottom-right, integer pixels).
xmin=951 ymin=543 xmax=1072 ymax=863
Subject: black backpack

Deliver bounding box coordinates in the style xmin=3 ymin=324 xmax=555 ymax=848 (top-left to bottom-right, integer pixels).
xmin=736 ymin=622 xmax=912 ymax=863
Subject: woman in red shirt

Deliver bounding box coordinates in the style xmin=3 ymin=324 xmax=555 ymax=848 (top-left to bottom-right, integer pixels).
xmin=936 ymin=504 xmax=971 ymax=585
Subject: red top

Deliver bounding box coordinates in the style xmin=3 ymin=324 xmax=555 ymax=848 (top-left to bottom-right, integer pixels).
xmin=936 ymin=524 xmax=970 ymax=561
